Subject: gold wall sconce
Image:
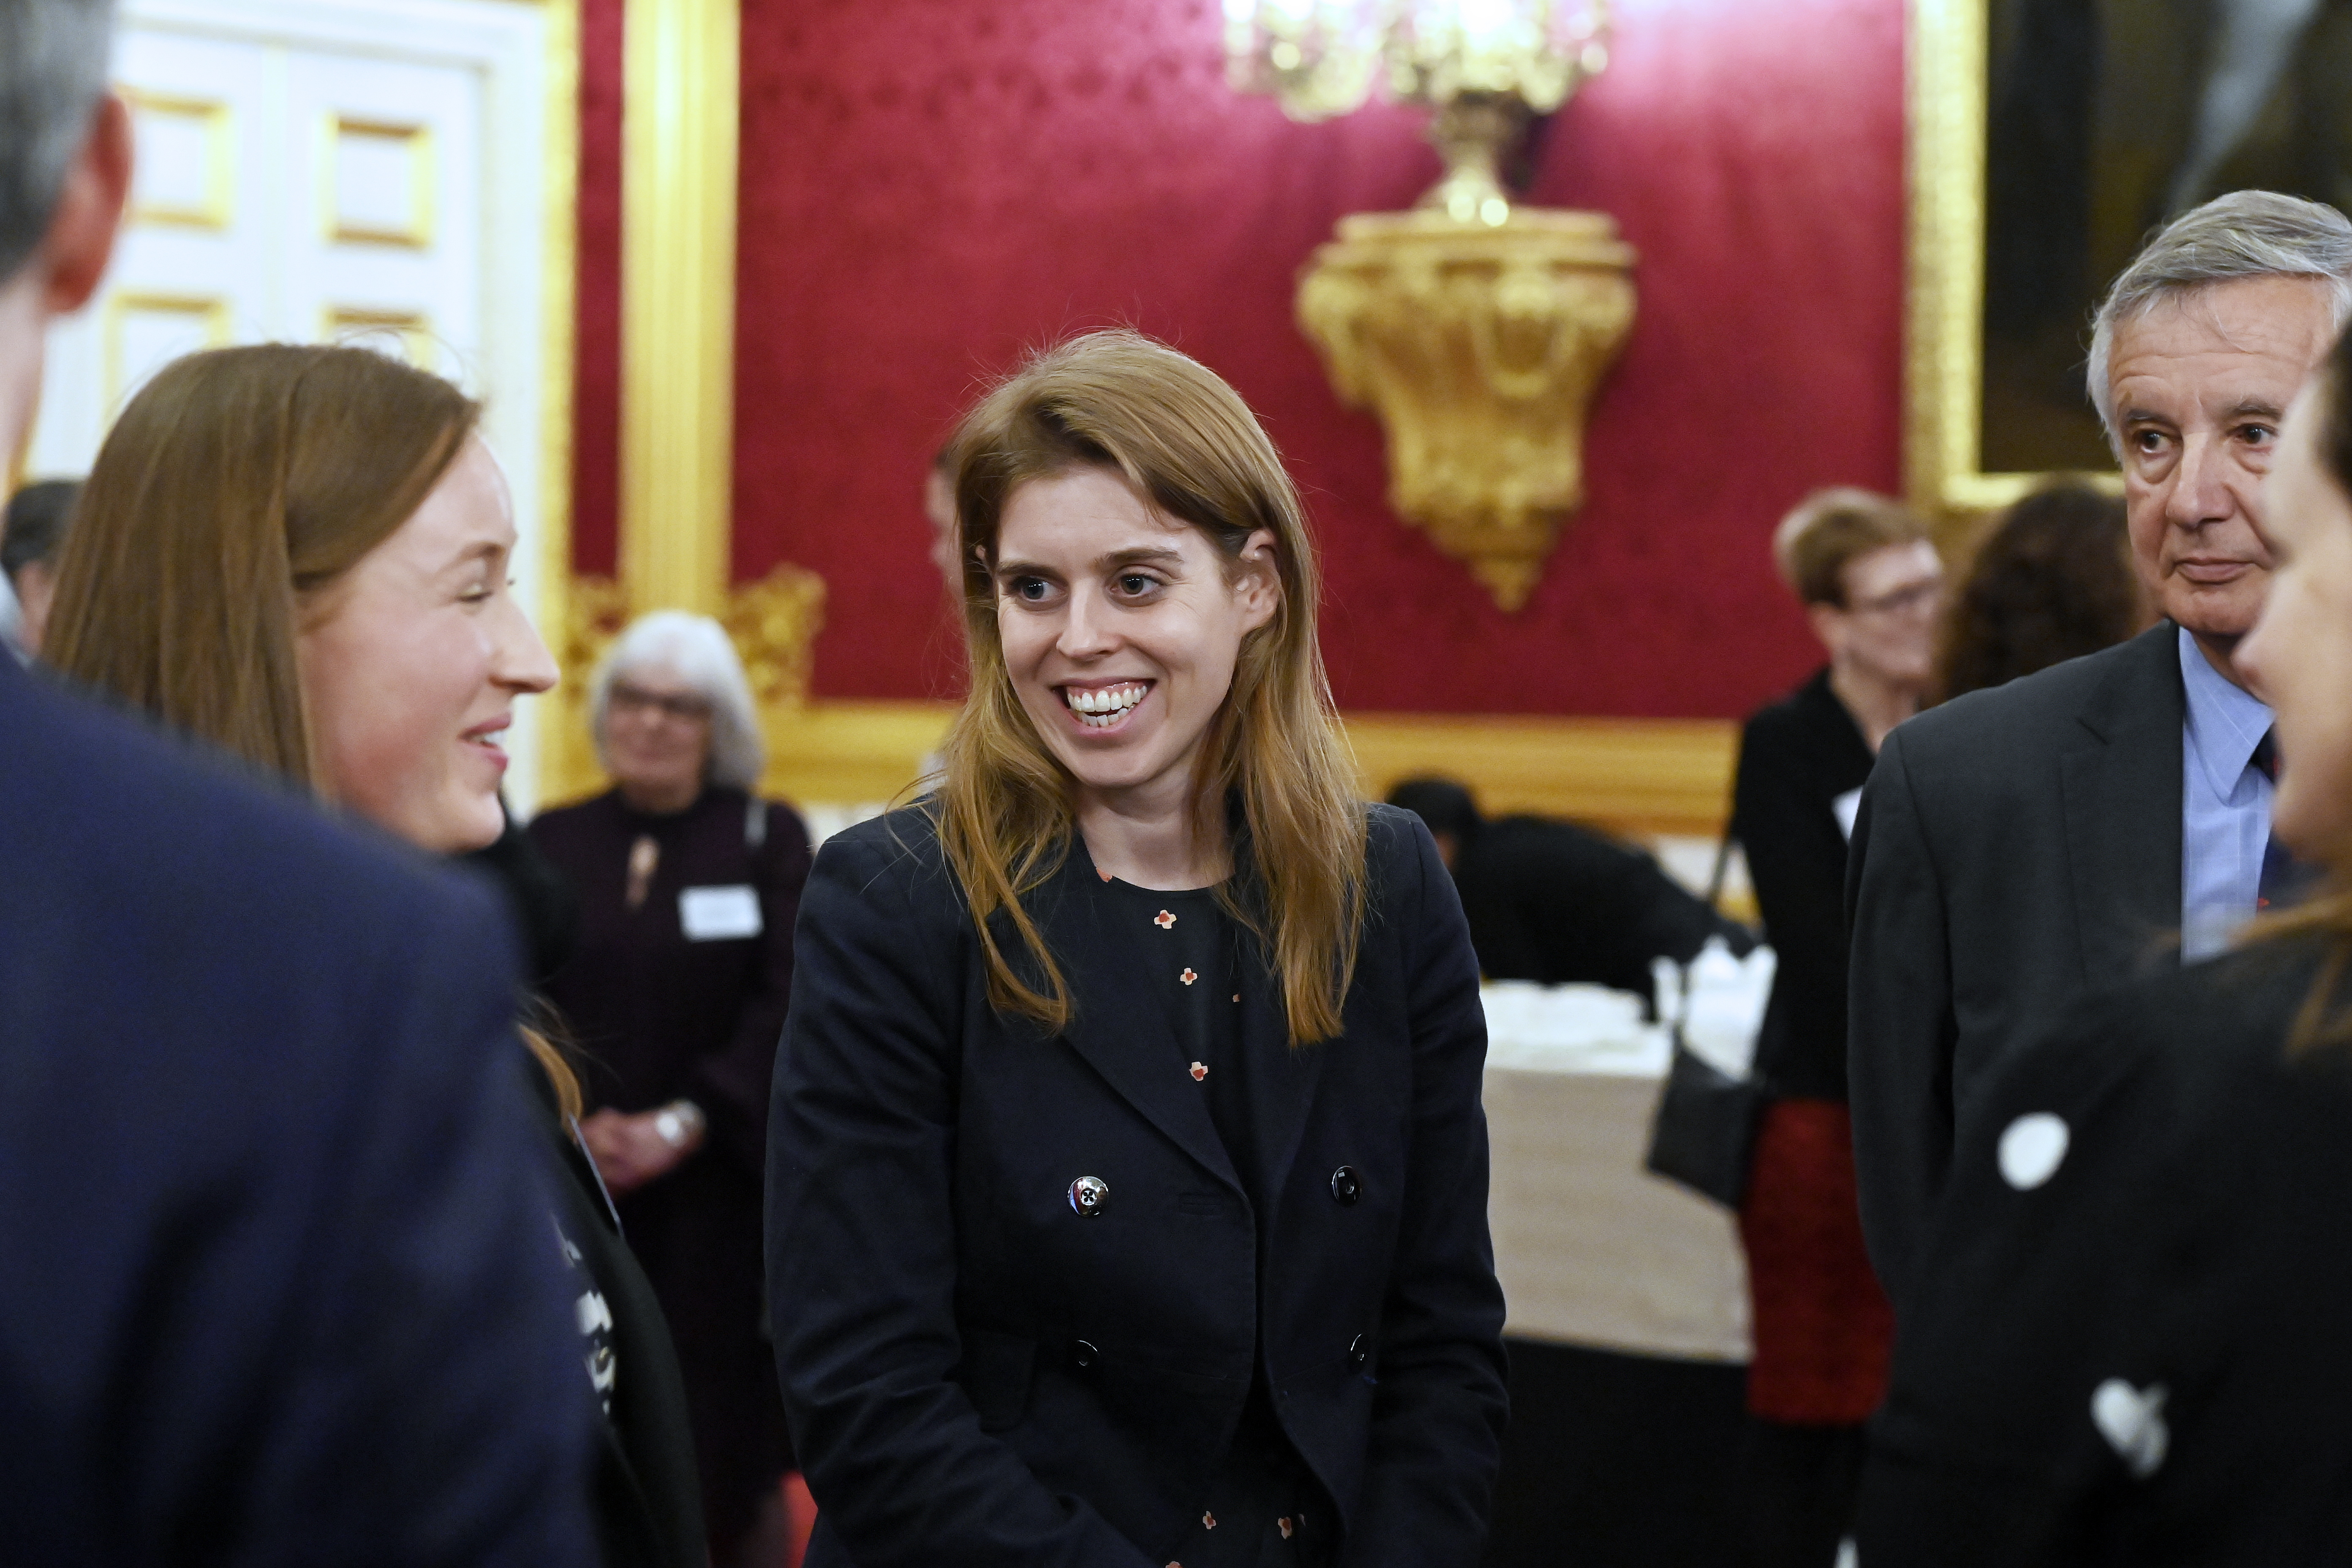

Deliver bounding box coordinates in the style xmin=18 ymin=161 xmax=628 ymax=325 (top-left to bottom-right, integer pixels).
xmin=1228 ymin=0 xmax=1635 ymax=610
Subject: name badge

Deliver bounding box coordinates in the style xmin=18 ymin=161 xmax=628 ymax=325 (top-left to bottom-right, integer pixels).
xmin=679 ymin=885 xmax=762 ymax=942
xmin=1832 ymin=787 xmax=1864 ymax=842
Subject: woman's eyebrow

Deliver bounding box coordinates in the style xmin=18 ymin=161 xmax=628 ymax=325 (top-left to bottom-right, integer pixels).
xmin=1097 ymin=546 xmax=1184 ymax=570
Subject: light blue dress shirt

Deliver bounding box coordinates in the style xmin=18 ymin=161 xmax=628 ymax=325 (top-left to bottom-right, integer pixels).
xmin=2179 ymin=626 xmax=2275 ymax=960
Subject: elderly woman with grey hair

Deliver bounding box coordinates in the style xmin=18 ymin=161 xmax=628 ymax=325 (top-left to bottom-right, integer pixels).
xmin=530 ymin=610 xmax=812 ymax=1568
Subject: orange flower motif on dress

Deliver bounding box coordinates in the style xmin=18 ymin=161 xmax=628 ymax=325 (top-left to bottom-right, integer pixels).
xmin=1190 ymin=1062 xmax=1208 ymax=1081
xmin=1179 ymin=967 xmax=1198 ymax=985
xmin=1154 ymin=909 xmax=1176 ymax=929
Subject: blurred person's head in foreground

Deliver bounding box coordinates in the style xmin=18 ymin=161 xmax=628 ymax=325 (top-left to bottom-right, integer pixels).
xmin=3 ymin=478 xmax=80 ymax=653
xmin=2243 ymin=318 xmax=2352 ymax=890
xmin=0 ymin=0 xmax=128 ymax=463
xmin=1937 ymin=480 xmax=2148 ymax=702
xmin=588 ymin=609 xmax=762 ymax=816
xmin=2089 ymin=191 xmax=2352 ymax=686
xmin=1774 ymin=487 xmax=1943 ymax=713
xmin=44 ymin=342 xmax=558 ymax=855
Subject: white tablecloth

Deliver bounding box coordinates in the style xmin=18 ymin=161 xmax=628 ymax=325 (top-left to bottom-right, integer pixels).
xmin=1481 ymin=980 xmax=1756 ymax=1362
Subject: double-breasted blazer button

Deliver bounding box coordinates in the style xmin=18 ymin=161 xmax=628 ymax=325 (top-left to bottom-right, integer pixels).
xmin=1068 ymin=1176 xmax=1109 ymax=1217
xmin=1348 ymin=1334 xmax=1370 ymax=1367
xmin=1330 ymin=1165 xmax=1362 ymax=1205
xmin=1073 ymin=1339 xmax=1100 ymax=1369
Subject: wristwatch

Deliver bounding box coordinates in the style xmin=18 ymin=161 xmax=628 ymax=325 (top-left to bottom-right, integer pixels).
xmin=652 ymin=1100 xmax=705 ymax=1151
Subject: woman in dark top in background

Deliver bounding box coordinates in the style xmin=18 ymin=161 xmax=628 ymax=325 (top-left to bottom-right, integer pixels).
xmin=1853 ymin=309 xmax=2352 ymax=1567
xmin=768 ymin=331 xmax=1506 ymax=1568
xmin=531 ymin=610 xmax=811 ymax=1568
xmin=1729 ymin=489 xmax=1943 ymax=1568
xmin=43 ymin=343 xmax=705 ymax=1568
xmin=1935 ymin=479 xmax=2148 ymax=703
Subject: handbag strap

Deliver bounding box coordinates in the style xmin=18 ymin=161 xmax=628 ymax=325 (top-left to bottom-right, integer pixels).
xmin=1672 ymin=833 xmax=1738 ymax=1045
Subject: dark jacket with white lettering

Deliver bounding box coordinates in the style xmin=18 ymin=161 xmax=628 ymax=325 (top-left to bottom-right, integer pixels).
xmin=766 ymin=803 xmax=1508 ymax=1568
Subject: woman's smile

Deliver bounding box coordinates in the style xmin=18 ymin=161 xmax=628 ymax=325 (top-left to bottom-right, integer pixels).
xmin=1059 ymin=679 xmax=1153 ymax=732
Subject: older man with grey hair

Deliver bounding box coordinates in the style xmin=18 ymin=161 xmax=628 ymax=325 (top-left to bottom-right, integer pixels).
xmin=0 ymin=0 xmax=596 ymax=1559
xmin=1846 ymin=189 xmax=2352 ymax=1305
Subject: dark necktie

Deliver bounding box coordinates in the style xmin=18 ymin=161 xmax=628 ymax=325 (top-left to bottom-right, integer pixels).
xmin=2251 ymin=731 xmax=2317 ymax=911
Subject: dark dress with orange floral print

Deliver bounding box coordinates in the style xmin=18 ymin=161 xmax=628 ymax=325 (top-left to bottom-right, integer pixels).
xmin=530 ymin=784 xmax=811 ymax=1552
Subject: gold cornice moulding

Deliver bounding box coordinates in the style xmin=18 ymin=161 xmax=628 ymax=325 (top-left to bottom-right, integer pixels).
xmin=542 ymin=564 xmax=828 ymax=806
xmin=1298 ymin=204 xmax=1636 ymax=611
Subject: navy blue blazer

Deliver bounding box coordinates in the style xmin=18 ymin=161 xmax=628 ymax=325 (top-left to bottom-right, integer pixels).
xmin=0 ymin=657 xmax=598 ymax=1563
xmin=768 ymin=803 xmax=1508 ymax=1568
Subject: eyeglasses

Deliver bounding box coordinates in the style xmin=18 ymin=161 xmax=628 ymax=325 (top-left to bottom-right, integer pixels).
xmin=1848 ymin=579 xmax=1943 ymax=618
xmin=609 ymin=682 xmax=713 ymax=723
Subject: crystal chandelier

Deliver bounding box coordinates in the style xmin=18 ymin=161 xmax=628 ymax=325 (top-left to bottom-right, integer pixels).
xmin=1223 ymin=0 xmax=1611 ymax=223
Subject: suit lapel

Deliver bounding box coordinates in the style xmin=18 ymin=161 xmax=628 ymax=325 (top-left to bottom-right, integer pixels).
xmin=2062 ymin=624 xmax=2187 ymax=982
xmin=1033 ymin=847 xmax=1244 ymax=1195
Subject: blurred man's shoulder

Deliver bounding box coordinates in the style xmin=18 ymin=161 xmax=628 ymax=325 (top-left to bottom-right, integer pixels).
xmin=0 ymin=662 xmax=500 ymax=960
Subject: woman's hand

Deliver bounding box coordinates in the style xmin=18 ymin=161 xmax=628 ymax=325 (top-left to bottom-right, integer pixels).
xmin=580 ymin=1102 xmax=703 ymax=1195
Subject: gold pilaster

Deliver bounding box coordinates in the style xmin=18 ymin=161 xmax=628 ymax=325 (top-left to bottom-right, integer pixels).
xmin=619 ymin=0 xmax=738 ymax=617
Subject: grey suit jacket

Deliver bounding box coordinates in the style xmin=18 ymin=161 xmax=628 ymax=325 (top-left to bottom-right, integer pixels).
xmin=1846 ymin=622 xmax=2184 ymax=1301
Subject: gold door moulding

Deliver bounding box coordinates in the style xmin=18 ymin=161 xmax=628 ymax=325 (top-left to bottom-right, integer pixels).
xmin=1298 ymin=207 xmax=1636 ymax=612
xmin=122 ymin=88 xmax=233 ymax=231
xmin=323 ymin=114 xmax=437 ymax=250
xmin=103 ymin=291 xmax=231 ymax=408
xmin=322 ymin=305 xmax=437 ymax=370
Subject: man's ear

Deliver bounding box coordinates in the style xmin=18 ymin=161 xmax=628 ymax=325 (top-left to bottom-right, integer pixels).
xmin=1806 ymin=599 xmax=1845 ymax=656
xmin=40 ymin=94 xmax=133 ymax=316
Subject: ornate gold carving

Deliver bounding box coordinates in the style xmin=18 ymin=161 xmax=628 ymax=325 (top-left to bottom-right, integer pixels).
xmin=1297 ymin=206 xmax=1636 ymax=610
xmin=721 ymin=563 xmax=828 ymax=711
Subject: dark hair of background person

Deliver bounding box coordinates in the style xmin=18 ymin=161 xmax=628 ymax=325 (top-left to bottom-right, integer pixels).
xmin=0 ymin=0 xmax=113 ymax=281
xmin=1935 ymin=480 xmax=2141 ymax=702
xmin=1772 ymin=489 xmax=1931 ymax=608
xmin=44 ymin=343 xmax=476 ymax=784
xmin=2 ymin=478 xmax=79 ymax=583
xmin=1388 ymin=777 xmax=1481 ymax=847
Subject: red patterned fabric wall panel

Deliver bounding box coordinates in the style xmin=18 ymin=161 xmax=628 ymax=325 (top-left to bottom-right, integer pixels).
xmin=729 ymin=0 xmax=1904 ymax=716
xmin=572 ymin=0 xmax=624 ymax=577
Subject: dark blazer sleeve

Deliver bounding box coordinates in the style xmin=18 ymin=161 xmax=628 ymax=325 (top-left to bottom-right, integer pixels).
xmin=687 ymin=801 xmax=812 ymax=1172
xmin=1345 ymin=814 xmax=1511 ymax=1566
xmin=767 ymin=830 xmax=1158 ymax=1568
xmin=244 ymin=885 xmax=602 ymax=1565
xmin=1846 ymin=723 xmax=1957 ymax=1299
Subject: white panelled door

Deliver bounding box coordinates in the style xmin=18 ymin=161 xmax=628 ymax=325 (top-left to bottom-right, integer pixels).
xmin=27 ymin=0 xmax=559 ymax=807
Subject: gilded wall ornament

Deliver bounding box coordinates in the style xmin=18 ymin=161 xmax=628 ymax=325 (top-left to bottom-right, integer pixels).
xmin=1297 ymin=207 xmax=1636 ymax=610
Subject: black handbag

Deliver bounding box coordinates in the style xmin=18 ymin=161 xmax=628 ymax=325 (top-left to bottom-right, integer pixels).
xmin=1642 ymin=836 xmax=1767 ymax=1209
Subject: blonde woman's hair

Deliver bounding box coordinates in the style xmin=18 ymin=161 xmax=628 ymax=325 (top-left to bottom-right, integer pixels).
xmin=935 ymin=329 xmax=1367 ymax=1045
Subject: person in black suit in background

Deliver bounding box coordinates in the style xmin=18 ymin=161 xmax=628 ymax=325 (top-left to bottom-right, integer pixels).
xmin=1730 ymin=488 xmax=1942 ymax=1568
xmin=0 ymin=1 xmax=596 ymax=1560
xmin=768 ymin=330 xmax=1507 ymax=1568
xmin=1385 ymin=775 xmax=1753 ymax=1007
xmin=1854 ymin=293 xmax=2352 ymax=1568
xmin=1846 ymin=191 xmax=2352 ymax=1304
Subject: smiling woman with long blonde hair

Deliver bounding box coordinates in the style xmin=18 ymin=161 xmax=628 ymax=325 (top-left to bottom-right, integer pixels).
xmin=766 ymin=330 xmax=1507 ymax=1568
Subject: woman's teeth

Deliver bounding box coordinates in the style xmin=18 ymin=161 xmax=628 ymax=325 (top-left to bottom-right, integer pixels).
xmin=1064 ymin=683 xmax=1146 ymax=729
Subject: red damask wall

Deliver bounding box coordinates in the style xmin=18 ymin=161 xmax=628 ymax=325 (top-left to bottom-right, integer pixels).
xmin=577 ymin=0 xmax=1907 ymax=716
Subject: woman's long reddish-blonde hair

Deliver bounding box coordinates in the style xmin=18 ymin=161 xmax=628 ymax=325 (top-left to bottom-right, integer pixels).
xmin=44 ymin=343 xmax=583 ymax=1116
xmin=934 ymin=329 xmax=1368 ymax=1045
